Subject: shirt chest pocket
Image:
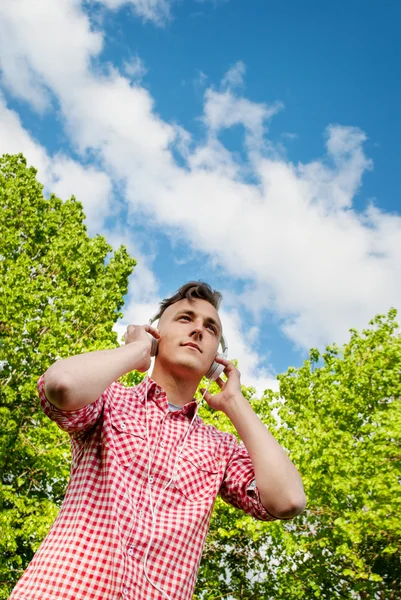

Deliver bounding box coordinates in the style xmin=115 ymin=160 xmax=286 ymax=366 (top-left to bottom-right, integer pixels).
xmin=174 ymin=446 xmax=221 ymax=503
xmin=110 ymin=410 xmax=147 ymax=466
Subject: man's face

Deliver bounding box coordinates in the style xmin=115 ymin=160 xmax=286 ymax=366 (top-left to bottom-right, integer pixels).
xmin=156 ymin=298 xmax=222 ymax=379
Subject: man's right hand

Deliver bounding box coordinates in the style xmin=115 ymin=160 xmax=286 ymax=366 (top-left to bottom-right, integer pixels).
xmin=124 ymin=324 xmax=160 ymax=372
xmin=44 ymin=324 xmax=161 ymax=411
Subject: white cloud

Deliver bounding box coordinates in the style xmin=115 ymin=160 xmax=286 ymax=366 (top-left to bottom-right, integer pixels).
xmin=204 ymin=60 xmax=283 ymax=156
xmin=136 ymin=121 xmax=400 ymax=348
xmin=0 ymin=46 xmax=50 ymax=112
xmin=50 ymin=156 xmax=113 ymax=231
xmin=221 ymin=60 xmax=246 ymax=90
xmin=105 ymin=228 xmax=161 ymax=304
xmin=219 ymin=308 xmax=278 ymax=396
xmin=203 ymin=71 xmax=283 ymax=155
xmin=0 ymin=0 xmax=103 ymax=109
xmin=0 ymin=0 xmax=400 ymax=359
xmin=105 ymin=228 xmax=162 ymax=343
xmin=95 ymin=0 xmax=171 ymax=25
xmin=0 ymin=95 xmax=112 ymax=233
xmin=123 ymin=55 xmax=148 ymax=81
xmin=193 ymin=70 xmax=208 ymax=91
xmin=0 ymin=95 xmax=50 ymax=173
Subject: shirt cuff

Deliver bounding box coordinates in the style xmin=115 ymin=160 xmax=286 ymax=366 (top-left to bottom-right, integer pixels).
xmin=245 ymin=478 xmax=279 ymax=521
xmin=38 ymin=374 xmax=103 ymax=435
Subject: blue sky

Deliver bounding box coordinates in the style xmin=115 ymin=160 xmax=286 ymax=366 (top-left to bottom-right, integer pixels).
xmin=1 ymin=0 xmax=400 ymax=394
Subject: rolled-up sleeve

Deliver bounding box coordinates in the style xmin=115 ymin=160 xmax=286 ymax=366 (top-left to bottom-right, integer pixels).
xmin=37 ymin=373 xmax=105 ymax=435
xmin=219 ymin=436 xmax=279 ymax=522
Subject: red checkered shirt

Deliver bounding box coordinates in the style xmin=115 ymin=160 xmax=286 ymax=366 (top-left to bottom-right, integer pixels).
xmin=10 ymin=374 xmax=277 ymax=600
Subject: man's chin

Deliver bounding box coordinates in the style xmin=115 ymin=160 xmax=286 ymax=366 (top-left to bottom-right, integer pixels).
xmin=168 ymin=357 xmax=204 ymax=379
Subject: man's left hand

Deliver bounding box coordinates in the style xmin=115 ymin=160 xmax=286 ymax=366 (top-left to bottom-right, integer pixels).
xmin=200 ymin=357 xmax=242 ymax=413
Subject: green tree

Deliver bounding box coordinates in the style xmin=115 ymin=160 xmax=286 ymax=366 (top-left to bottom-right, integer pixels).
xmin=195 ymin=311 xmax=401 ymax=599
xmin=0 ymin=154 xmax=136 ymax=597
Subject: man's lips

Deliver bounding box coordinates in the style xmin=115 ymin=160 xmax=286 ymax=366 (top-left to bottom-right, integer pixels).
xmin=182 ymin=342 xmax=202 ymax=353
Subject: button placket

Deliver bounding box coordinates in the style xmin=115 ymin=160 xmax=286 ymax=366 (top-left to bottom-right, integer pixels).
xmin=154 ymin=409 xmax=168 ymax=456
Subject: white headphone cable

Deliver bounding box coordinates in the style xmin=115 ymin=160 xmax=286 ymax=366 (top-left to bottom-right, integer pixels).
xmin=142 ymin=376 xmax=211 ymax=599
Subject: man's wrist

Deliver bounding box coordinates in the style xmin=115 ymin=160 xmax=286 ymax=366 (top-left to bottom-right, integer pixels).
xmin=221 ymin=391 xmax=248 ymax=418
xmin=119 ymin=341 xmax=149 ymax=371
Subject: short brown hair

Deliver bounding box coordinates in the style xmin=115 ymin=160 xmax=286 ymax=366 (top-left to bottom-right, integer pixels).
xmin=155 ymin=281 xmax=222 ymax=321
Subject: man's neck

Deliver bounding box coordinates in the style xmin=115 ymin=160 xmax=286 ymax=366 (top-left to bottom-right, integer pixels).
xmin=150 ymin=364 xmax=199 ymax=407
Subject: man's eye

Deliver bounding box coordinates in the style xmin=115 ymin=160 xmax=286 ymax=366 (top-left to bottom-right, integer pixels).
xmin=207 ymin=325 xmax=217 ymax=333
xmin=180 ymin=316 xmax=190 ymax=321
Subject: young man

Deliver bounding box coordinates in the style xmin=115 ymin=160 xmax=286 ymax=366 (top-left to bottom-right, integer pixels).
xmin=10 ymin=281 xmax=306 ymax=600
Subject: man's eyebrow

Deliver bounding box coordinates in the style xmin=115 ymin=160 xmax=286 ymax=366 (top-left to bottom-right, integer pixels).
xmin=175 ymin=309 xmax=222 ymax=333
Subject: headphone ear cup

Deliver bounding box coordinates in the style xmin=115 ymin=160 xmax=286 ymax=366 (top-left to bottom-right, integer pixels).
xmin=206 ymin=352 xmax=226 ymax=381
xmin=148 ymin=333 xmax=159 ymax=357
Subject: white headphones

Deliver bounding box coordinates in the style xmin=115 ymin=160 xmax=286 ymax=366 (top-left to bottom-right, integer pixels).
xmin=148 ymin=314 xmax=228 ymax=382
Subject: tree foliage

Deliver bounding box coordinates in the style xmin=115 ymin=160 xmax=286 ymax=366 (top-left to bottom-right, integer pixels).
xmin=0 ymin=154 xmax=135 ymax=597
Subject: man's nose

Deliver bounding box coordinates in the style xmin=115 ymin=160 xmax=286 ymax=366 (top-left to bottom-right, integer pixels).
xmin=190 ymin=321 xmax=203 ymax=339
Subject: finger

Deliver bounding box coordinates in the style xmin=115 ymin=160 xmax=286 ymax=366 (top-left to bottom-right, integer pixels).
xmin=217 ymin=360 xmax=238 ymax=376
xmin=215 ymin=376 xmax=225 ymax=389
xmin=222 ymin=365 xmax=240 ymax=382
xmin=214 ymin=356 xmax=230 ymax=365
xmin=226 ymin=365 xmax=240 ymax=379
xmin=214 ymin=356 xmax=235 ymax=371
xmin=144 ymin=324 xmax=161 ymax=338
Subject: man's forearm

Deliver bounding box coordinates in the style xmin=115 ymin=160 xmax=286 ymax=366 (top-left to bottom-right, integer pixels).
xmin=44 ymin=343 xmax=147 ymax=411
xmin=224 ymin=393 xmax=306 ymax=519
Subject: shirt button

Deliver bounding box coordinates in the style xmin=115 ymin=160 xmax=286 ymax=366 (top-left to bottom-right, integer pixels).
xmin=128 ymin=547 xmax=134 ymax=556
xmin=122 ymin=588 xmax=129 ymax=596
xmin=120 ymin=422 xmax=126 ymax=430
xmin=149 ymin=476 xmax=154 ymax=484
xmin=160 ymin=441 xmax=165 ymax=447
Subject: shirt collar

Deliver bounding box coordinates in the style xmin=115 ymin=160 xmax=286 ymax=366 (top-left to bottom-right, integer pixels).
xmin=136 ymin=375 xmax=198 ymax=418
